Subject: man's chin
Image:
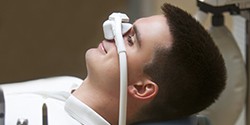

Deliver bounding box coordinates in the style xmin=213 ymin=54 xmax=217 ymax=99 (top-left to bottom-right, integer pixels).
xmin=85 ymin=48 xmax=98 ymax=59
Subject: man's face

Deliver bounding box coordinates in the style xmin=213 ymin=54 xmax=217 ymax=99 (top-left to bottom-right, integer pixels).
xmin=85 ymin=15 xmax=172 ymax=95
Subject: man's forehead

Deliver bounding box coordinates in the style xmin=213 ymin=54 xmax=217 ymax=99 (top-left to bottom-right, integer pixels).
xmin=132 ymin=14 xmax=172 ymax=49
xmin=133 ymin=14 xmax=165 ymax=24
xmin=132 ymin=15 xmax=167 ymax=35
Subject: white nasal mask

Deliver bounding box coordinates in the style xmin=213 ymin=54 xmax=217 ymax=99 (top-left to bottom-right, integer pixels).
xmin=103 ymin=15 xmax=132 ymax=40
xmin=102 ymin=13 xmax=132 ymax=125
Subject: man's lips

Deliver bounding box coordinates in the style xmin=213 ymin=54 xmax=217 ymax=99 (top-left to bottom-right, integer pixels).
xmin=98 ymin=42 xmax=107 ymax=54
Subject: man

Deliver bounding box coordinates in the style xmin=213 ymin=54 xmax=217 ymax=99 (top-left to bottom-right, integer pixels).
xmin=2 ymin=3 xmax=226 ymax=125
xmin=71 ymin=2 xmax=226 ymax=125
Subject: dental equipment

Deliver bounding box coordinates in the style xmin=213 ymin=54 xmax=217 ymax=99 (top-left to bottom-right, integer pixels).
xmin=16 ymin=118 xmax=28 ymax=125
xmin=195 ymin=0 xmax=250 ymax=125
xmin=103 ymin=13 xmax=132 ymax=125
xmin=0 ymin=88 xmax=4 ymax=125
xmin=42 ymin=103 xmax=48 ymax=125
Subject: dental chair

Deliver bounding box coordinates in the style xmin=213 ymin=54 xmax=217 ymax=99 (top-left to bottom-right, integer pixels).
xmin=0 ymin=76 xmax=83 ymax=125
xmin=0 ymin=76 xmax=212 ymax=125
xmin=134 ymin=115 xmax=211 ymax=125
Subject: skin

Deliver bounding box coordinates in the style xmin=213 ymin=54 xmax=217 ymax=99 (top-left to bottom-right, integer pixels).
xmin=73 ymin=15 xmax=172 ymax=125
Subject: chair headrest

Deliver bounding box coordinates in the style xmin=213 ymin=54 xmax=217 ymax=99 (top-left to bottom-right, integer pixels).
xmin=133 ymin=115 xmax=198 ymax=125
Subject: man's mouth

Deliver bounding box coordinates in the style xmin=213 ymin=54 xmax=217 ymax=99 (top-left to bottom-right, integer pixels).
xmin=99 ymin=42 xmax=107 ymax=54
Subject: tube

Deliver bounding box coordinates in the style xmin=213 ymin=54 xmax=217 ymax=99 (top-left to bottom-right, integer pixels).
xmin=108 ymin=13 xmax=129 ymax=125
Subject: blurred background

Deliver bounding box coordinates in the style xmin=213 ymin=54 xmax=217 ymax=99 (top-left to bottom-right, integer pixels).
xmin=0 ymin=0 xmax=129 ymax=83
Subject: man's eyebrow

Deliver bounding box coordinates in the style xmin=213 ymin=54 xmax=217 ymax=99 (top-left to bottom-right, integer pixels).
xmin=133 ymin=25 xmax=141 ymax=47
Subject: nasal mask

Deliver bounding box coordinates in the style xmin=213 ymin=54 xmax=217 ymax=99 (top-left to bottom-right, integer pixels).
xmin=102 ymin=13 xmax=132 ymax=125
xmin=103 ymin=13 xmax=133 ymax=53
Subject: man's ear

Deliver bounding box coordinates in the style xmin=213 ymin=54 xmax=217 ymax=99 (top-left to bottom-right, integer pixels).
xmin=128 ymin=79 xmax=158 ymax=100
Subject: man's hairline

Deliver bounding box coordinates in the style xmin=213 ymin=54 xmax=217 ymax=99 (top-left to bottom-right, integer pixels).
xmin=142 ymin=13 xmax=174 ymax=78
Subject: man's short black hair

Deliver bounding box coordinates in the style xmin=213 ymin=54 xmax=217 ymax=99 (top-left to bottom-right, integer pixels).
xmin=136 ymin=3 xmax=226 ymax=122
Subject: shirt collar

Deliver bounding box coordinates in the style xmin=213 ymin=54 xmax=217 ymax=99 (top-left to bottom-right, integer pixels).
xmin=64 ymin=95 xmax=110 ymax=125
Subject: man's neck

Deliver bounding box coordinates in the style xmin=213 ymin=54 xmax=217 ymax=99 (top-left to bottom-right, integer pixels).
xmin=72 ymin=78 xmax=119 ymax=125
